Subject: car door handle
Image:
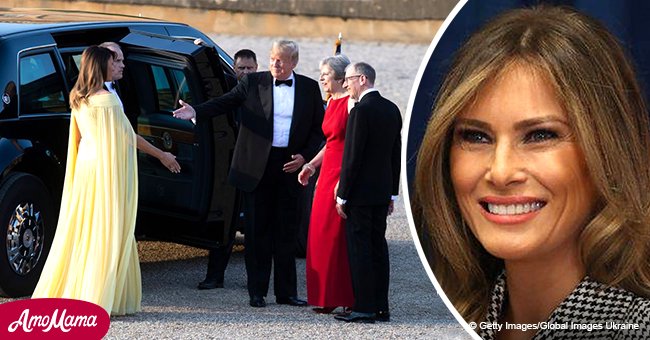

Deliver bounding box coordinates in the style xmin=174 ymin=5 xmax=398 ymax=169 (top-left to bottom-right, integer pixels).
xmin=162 ymin=131 xmax=173 ymax=150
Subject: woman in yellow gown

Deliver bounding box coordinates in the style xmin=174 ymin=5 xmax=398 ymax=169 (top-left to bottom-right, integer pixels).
xmin=32 ymin=45 xmax=180 ymax=316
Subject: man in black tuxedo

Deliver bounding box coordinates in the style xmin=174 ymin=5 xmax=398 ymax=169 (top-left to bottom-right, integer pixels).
xmin=173 ymin=40 xmax=324 ymax=308
xmin=99 ymin=42 xmax=124 ymax=106
xmin=196 ymin=48 xmax=258 ymax=290
xmin=99 ymin=41 xmax=179 ymax=170
xmin=334 ymin=62 xmax=401 ymax=323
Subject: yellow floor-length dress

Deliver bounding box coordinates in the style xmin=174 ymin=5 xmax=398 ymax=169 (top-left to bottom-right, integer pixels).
xmin=32 ymin=93 xmax=141 ymax=316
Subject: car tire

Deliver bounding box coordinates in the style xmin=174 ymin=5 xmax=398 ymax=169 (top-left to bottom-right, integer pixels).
xmin=0 ymin=172 xmax=55 ymax=297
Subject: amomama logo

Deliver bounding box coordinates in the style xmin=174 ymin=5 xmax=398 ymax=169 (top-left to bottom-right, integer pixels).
xmin=0 ymin=298 xmax=110 ymax=339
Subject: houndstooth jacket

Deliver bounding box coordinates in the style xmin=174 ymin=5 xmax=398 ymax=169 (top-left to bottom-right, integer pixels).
xmin=478 ymin=273 xmax=650 ymax=340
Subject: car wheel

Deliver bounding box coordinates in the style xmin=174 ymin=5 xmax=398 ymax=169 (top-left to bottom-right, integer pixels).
xmin=0 ymin=172 xmax=55 ymax=297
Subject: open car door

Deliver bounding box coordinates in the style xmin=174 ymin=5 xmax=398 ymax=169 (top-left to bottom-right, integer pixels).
xmin=119 ymin=32 xmax=238 ymax=248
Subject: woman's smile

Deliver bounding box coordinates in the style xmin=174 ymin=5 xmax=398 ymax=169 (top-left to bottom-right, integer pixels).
xmin=450 ymin=63 xmax=598 ymax=262
xmin=478 ymin=196 xmax=546 ymax=224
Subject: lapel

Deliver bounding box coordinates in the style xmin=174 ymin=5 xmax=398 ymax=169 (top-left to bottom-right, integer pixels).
xmin=259 ymin=72 xmax=274 ymax=121
xmin=113 ymin=81 xmax=121 ymax=97
xmin=289 ymin=72 xmax=304 ymax=140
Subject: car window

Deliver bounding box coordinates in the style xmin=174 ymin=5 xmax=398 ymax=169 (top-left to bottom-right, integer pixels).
xmin=19 ymin=52 xmax=67 ymax=115
xmin=60 ymin=52 xmax=83 ymax=87
xmin=151 ymin=65 xmax=193 ymax=113
xmin=171 ymin=69 xmax=193 ymax=105
xmin=151 ymin=65 xmax=173 ymax=110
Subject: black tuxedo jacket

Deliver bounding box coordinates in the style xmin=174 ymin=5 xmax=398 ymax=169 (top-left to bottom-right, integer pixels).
xmin=337 ymin=91 xmax=401 ymax=205
xmin=194 ymin=71 xmax=325 ymax=192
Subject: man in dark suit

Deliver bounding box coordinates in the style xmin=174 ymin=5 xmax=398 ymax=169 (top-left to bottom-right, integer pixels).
xmin=232 ymin=49 xmax=258 ymax=80
xmin=99 ymin=41 xmax=179 ymax=170
xmin=334 ymin=62 xmax=401 ymax=323
xmin=173 ymin=40 xmax=324 ymax=308
xmin=196 ymin=48 xmax=258 ymax=290
xmin=99 ymin=41 xmax=124 ymax=106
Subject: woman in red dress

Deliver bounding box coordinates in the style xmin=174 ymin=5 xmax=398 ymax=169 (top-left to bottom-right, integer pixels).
xmin=299 ymin=54 xmax=354 ymax=313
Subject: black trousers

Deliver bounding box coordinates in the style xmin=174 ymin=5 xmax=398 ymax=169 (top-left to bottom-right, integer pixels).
xmin=345 ymin=204 xmax=390 ymax=313
xmin=243 ymin=147 xmax=299 ymax=298
xmin=204 ymin=218 xmax=238 ymax=282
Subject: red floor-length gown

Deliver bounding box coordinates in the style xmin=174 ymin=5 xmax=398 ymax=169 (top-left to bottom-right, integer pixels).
xmin=306 ymin=95 xmax=354 ymax=308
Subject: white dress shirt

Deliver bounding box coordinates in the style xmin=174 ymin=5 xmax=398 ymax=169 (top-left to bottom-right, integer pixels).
xmin=272 ymin=73 xmax=295 ymax=147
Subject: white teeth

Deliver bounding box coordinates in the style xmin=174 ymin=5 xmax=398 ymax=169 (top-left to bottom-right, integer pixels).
xmin=487 ymin=202 xmax=544 ymax=215
xmin=515 ymin=205 xmax=524 ymax=214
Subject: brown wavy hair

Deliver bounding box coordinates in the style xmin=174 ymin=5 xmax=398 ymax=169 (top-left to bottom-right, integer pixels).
xmin=413 ymin=5 xmax=650 ymax=322
xmin=69 ymin=45 xmax=114 ymax=110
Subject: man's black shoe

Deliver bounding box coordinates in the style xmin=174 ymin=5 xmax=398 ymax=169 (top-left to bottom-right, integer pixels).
xmin=375 ymin=310 xmax=390 ymax=322
xmin=334 ymin=311 xmax=376 ymax=323
xmin=249 ymin=296 xmax=266 ymax=307
xmin=276 ymin=296 xmax=308 ymax=306
xmin=197 ymin=278 xmax=224 ymax=290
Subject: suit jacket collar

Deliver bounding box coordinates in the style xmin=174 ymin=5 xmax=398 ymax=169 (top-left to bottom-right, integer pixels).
xmin=259 ymin=71 xmax=274 ymax=120
xmin=289 ymin=72 xmax=305 ymax=142
xmin=358 ymin=89 xmax=380 ymax=103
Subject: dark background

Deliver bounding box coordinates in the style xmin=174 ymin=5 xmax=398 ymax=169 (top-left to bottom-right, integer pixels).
xmin=406 ymin=0 xmax=650 ymax=186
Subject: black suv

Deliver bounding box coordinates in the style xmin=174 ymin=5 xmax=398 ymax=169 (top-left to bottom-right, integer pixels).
xmin=0 ymin=8 xmax=239 ymax=297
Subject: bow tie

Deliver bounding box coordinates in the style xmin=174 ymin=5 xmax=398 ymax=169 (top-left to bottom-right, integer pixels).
xmin=105 ymin=82 xmax=115 ymax=90
xmin=275 ymin=79 xmax=293 ymax=87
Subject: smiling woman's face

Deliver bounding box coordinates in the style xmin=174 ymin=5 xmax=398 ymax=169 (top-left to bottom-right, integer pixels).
xmin=449 ymin=64 xmax=598 ymax=265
